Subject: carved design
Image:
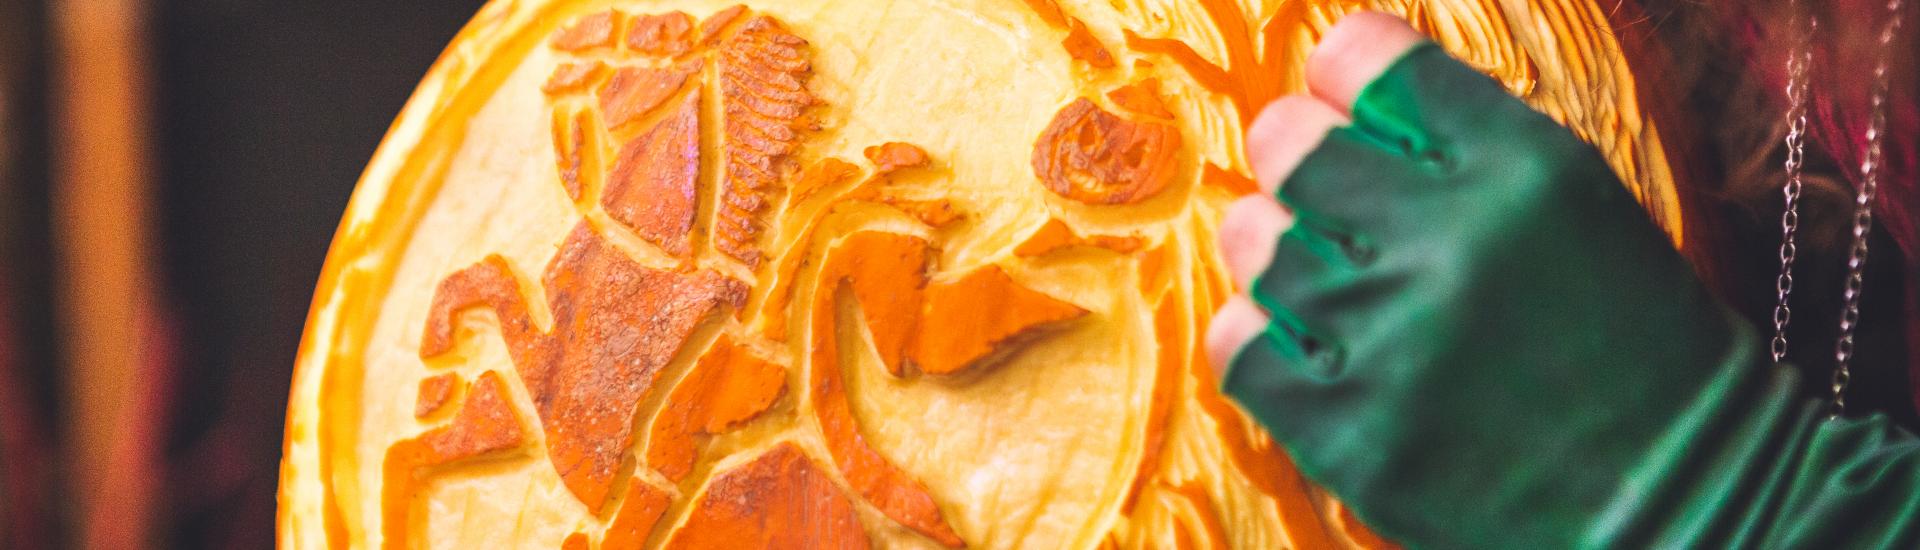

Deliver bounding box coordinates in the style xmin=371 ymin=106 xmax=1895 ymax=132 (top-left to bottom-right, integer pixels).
xmin=808 ymin=232 xmax=961 ymax=546
xmin=1106 ymin=79 xmax=1173 ymax=120
xmin=663 ymin=443 xmax=872 ymax=549
xmin=1119 ymin=0 xmax=1295 ymax=125
xmin=627 ymin=12 xmax=696 ymax=56
xmin=907 ymin=265 xmax=1088 ymax=376
xmin=1165 ymin=482 xmax=1235 ymax=549
xmin=598 ymin=64 xmax=697 ymax=132
xmin=862 ymin=142 xmax=931 ymax=175
xmin=1187 ymin=266 xmax=1381 ymax=547
xmin=604 ymin=479 xmax=673 ymax=549
xmin=697 ymin=6 xmax=748 ymax=46
xmin=380 ymin=371 xmax=527 ymax=550
xmin=553 ymin=7 xmax=820 ymax=266
xmin=1032 ymin=98 xmax=1182 ymax=205
xmin=550 ymin=108 xmax=594 ymax=201
xmin=801 ymin=230 xmax=1088 ymax=545
xmin=1023 ymin=1 xmax=1117 ymax=73
xmin=889 ymin=199 xmax=962 ymax=227
xmin=424 ymin=12 xmax=830 ymax=519
xmin=712 ymin=16 xmax=819 ymax=266
xmin=413 ymin=373 xmax=459 ymax=419
xmin=789 ymin=157 xmax=862 ymax=204
xmin=544 ymin=62 xmax=607 ymax=96
xmin=293 ymin=1 xmax=1677 ymax=548
xmin=1106 ymin=0 xmax=1313 ymax=199
xmin=1137 ymin=245 xmax=1174 ymax=296
xmin=758 ymin=148 xmax=944 ymax=342
xmin=647 ymin=333 xmax=787 ymax=481
xmin=843 ymin=143 xmax=957 ymax=225
xmin=551 ymin=10 xmax=620 ymax=52
xmin=403 ymin=7 xmax=1103 ymax=548
xmin=1119 ymin=297 xmax=1185 ymax=514
xmin=603 ymin=86 xmax=702 ymax=257
xmin=1063 ymin=19 xmax=1116 ymax=68
xmin=1201 ymin=161 xmax=1258 ymax=196
xmin=419 ymin=224 xmax=745 ymax=511
xmin=1014 ymin=218 xmax=1145 ymax=257
xmin=1021 ymin=0 xmax=1069 ymax=27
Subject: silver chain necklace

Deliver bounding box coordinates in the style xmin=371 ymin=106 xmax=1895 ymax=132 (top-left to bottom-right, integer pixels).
xmin=1774 ymin=0 xmax=1903 ymax=417
xmin=1771 ymin=4 xmax=1813 ymax=367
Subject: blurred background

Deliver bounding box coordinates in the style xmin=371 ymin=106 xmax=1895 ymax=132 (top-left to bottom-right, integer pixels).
xmin=1 ymin=0 xmax=486 ymax=547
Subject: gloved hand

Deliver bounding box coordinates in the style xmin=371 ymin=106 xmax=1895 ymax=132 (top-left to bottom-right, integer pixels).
xmin=1208 ymin=13 xmax=1920 ymax=549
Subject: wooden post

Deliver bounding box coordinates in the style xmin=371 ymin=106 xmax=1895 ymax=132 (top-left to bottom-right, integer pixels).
xmin=48 ymin=0 xmax=166 ymax=546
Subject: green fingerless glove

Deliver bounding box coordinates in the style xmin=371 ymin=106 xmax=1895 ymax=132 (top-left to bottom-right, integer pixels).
xmin=1224 ymin=43 xmax=1920 ymax=548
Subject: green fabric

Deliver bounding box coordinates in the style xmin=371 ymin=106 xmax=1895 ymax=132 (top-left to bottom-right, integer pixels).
xmin=1222 ymin=43 xmax=1920 ymax=549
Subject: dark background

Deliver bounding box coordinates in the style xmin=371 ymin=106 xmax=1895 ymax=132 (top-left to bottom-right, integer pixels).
xmin=151 ymin=3 xmax=481 ymax=545
xmin=2 ymin=1 xmax=484 ymax=547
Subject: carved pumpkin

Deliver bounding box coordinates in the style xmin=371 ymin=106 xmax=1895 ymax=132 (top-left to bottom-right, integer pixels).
xmin=278 ymin=0 xmax=1684 ymax=548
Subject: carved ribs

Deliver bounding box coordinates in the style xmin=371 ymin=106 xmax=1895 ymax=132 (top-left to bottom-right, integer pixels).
xmin=712 ymin=17 xmax=817 ymax=267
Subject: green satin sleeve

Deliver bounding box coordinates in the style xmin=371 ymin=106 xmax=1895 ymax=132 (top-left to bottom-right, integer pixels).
xmin=1221 ymin=43 xmax=1920 ymax=549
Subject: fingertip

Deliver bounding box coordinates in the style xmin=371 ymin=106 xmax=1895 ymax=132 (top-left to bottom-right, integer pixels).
xmin=1245 ymin=95 xmax=1347 ymax=194
xmin=1306 ymin=11 xmax=1427 ymax=114
xmin=1218 ymin=196 xmax=1291 ymax=290
xmin=1205 ymin=295 xmax=1269 ymax=383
